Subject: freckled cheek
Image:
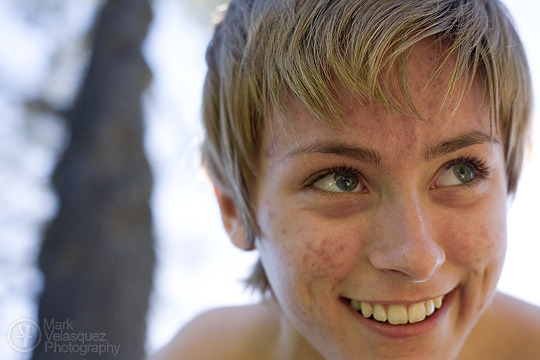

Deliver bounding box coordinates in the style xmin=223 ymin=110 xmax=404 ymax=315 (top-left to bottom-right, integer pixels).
xmin=438 ymin=211 xmax=506 ymax=270
xmin=302 ymin=234 xmax=359 ymax=280
xmin=258 ymin=212 xmax=362 ymax=284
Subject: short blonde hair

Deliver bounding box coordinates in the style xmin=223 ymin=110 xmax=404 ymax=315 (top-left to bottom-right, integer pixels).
xmin=201 ymin=0 xmax=532 ymax=293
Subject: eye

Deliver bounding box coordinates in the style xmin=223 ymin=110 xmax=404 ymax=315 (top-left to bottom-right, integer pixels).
xmin=438 ymin=163 xmax=474 ymax=186
xmin=312 ymin=170 xmax=361 ymax=193
xmin=436 ymin=158 xmax=485 ymax=187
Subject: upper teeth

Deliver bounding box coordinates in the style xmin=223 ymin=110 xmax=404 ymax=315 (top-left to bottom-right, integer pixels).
xmin=350 ymin=296 xmax=444 ymax=325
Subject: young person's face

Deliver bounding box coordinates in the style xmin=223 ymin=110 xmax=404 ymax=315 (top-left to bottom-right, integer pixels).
xmin=253 ymin=40 xmax=507 ymax=359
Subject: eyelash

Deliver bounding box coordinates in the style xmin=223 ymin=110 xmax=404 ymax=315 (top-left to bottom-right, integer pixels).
xmin=303 ymin=155 xmax=491 ymax=192
xmin=440 ymin=155 xmax=491 ymax=187
xmin=303 ymin=165 xmax=364 ymax=191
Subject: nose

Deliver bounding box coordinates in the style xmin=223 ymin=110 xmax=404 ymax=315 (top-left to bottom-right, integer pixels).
xmin=367 ymin=193 xmax=445 ymax=283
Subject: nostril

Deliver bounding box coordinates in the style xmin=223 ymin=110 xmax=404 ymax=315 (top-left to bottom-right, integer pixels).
xmin=368 ymin=241 xmax=446 ymax=282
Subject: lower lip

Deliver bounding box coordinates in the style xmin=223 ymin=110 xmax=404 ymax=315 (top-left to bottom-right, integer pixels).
xmin=344 ymin=289 xmax=456 ymax=339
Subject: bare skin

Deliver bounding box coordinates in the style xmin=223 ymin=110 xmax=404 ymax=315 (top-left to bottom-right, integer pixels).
xmin=150 ymin=292 xmax=540 ymax=360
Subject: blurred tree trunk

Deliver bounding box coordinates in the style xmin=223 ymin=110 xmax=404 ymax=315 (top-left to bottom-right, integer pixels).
xmin=33 ymin=0 xmax=154 ymax=359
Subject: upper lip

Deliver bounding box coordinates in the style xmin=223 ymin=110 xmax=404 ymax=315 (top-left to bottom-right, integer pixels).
xmin=344 ymin=288 xmax=453 ymax=305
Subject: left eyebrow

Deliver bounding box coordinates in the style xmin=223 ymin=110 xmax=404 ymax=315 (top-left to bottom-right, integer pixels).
xmin=423 ymin=131 xmax=499 ymax=162
xmin=282 ymin=140 xmax=382 ymax=165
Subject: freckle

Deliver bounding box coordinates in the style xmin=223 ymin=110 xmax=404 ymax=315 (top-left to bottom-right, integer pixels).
xmin=266 ymin=209 xmax=276 ymax=220
xmin=317 ymin=239 xmax=334 ymax=266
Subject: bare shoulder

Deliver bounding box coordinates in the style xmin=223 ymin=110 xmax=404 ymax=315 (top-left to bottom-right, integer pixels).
xmin=464 ymin=292 xmax=540 ymax=359
xmin=149 ymin=301 xmax=280 ymax=360
xmin=488 ymin=292 xmax=540 ymax=338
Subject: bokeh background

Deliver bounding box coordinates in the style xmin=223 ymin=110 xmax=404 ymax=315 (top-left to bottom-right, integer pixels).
xmin=0 ymin=0 xmax=538 ymax=358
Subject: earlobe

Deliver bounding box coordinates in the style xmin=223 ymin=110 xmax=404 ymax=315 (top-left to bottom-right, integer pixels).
xmin=214 ymin=185 xmax=254 ymax=251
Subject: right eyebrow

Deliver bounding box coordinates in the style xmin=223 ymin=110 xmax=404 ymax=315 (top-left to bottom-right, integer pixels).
xmin=423 ymin=131 xmax=498 ymax=162
xmin=281 ymin=140 xmax=382 ymax=165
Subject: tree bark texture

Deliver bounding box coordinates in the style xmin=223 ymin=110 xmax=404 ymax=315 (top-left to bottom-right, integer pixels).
xmin=33 ymin=0 xmax=154 ymax=358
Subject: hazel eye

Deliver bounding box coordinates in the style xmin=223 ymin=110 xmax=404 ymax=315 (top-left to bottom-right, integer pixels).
xmin=437 ymin=163 xmax=475 ymax=186
xmin=313 ymin=171 xmax=361 ymax=193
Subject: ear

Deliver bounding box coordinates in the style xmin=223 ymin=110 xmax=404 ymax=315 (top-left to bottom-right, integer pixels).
xmin=214 ymin=185 xmax=254 ymax=251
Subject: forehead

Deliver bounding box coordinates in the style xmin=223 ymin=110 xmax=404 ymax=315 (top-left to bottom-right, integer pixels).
xmin=264 ymin=40 xmax=492 ymax=161
xmin=266 ymin=96 xmax=491 ymax=167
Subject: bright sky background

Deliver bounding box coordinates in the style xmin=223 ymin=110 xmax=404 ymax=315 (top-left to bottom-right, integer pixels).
xmin=0 ymin=0 xmax=538 ymax=359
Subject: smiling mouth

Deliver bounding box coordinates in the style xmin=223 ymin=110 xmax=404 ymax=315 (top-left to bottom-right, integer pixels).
xmin=349 ymin=295 xmax=445 ymax=325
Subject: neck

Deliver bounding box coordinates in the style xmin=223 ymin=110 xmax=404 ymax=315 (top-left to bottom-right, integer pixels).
xmin=269 ymin=300 xmax=325 ymax=360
